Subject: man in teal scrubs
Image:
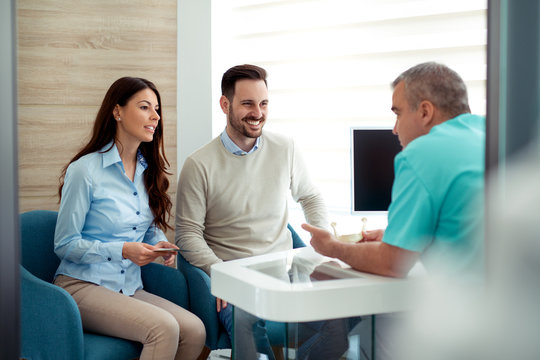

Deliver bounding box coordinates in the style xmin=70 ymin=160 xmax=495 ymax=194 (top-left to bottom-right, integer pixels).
xmin=302 ymin=62 xmax=485 ymax=359
xmin=303 ymin=61 xmax=484 ymax=278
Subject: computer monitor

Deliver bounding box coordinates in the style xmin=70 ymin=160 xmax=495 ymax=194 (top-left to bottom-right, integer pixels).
xmin=351 ymin=127 xmax=402 ymax=213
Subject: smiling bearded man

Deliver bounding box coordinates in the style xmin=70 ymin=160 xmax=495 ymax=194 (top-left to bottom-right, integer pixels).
xmin=175 ymin=64 xmax=338 ymax=359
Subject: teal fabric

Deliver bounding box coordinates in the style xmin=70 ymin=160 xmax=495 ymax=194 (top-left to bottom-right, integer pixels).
xmin=178 ymin=253 xmax=231 ymax=349
xmin=20 ymin=266 xmax=85 ymax=360
xmin=20 ymin=210 xmax=190 ymax=360
xmin=141 ymin=262 xmax=189 ymax=309
xmin=83 ymin=333 xmax=141 ymax=360
xmin=20 ymin=210 xmax=61 ymax=283
xmin=383 ymin=114 xmax=485 ymax=276
xmin=21 ymin=267 xmax=142 ymax=360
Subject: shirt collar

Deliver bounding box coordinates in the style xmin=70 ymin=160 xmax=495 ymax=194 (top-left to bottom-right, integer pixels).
xmin=101 ymin=142 xmax=148 ymax=170
xmin=220 ymin=128 xmax=260 ymax=156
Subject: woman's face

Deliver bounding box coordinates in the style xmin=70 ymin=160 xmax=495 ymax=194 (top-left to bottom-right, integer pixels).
xmin=115 ymin=88 xmax=160 ymax=146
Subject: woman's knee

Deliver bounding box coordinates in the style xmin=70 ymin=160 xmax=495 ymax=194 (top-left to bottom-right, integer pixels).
xmin=180 ymin=314 xmax=206 ymax=346
xmin=146 ymin=311 xmax=181 ymax=345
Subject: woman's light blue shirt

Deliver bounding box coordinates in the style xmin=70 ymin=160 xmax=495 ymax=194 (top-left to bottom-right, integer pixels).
xmin=54 ymin=143 xmax=167 ymax=295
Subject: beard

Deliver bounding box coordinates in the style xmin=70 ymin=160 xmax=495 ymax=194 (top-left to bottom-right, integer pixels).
xmin=227 ymin=106 xmax=265 ymax=139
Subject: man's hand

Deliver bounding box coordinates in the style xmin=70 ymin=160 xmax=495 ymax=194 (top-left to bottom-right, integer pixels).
xmin=361 ymin=229 xmax=385 ymax=242
xmin=216 ymin=297 xmax=228 ymax=313
xmin=154 ymin=241 xmax=179 ymax=267
xmin=301 ymin=223 xmax=341 ymax=258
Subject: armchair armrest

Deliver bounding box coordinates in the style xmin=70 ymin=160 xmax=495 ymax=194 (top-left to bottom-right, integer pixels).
xmin=178 ymin=254 xmax=230 ymax=349
xmin=141 ymin=262 xmax=189 ymax=309
xmin=289 ymin=223 xmax=306 ymax=248
xmin=20 ymin=266 xmax=85 ymax=360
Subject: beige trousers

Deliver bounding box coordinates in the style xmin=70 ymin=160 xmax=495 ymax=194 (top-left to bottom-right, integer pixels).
xmin=54 ymin=275 xmax=205 ymax=360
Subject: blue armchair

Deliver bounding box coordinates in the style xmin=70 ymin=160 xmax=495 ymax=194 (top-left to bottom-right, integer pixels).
xmin=20 ymin=210 xmax=190 ymax=360
xmin=178 ymin=224 xmax=306 ymax=352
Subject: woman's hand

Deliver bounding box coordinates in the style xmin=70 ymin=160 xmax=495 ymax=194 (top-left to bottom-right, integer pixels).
xmin=154 ymin=241 xmax=179 ymax=267
xmin=122 ymin=242 xmax=160 ymax=266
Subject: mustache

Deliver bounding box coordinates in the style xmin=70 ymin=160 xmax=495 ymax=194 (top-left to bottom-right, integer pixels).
xmin=243 ymin=115 xmax=265 ymax=121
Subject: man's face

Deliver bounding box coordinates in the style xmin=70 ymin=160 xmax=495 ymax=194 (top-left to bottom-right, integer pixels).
xmin=223 ymin=79 xmax=268 ymax=140
xmin=391 ymin=81 xmax=426 ymax=148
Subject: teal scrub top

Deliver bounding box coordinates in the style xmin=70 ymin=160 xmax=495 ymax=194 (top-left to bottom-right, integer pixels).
xmin=382 ymin=113 xmax=485 ymax=276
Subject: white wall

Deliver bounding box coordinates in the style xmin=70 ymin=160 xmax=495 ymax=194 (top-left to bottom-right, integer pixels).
xmin=177 ymin=0 xmax=213 ymax=174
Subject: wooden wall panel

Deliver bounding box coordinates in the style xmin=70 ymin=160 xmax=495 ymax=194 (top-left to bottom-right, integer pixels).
xmin=17 ymin=0 xmax=178 ymax=239
xmin=17 ymin=0 xmax=177 ymax=106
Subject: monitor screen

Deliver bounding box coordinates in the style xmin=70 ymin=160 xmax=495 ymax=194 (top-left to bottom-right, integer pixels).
xmin=351 ymin=128 xmax=402 ymax=213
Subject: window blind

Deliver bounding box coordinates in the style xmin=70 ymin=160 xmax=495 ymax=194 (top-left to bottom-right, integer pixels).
xmin=211 ymin=0 xmax=487 ymax=233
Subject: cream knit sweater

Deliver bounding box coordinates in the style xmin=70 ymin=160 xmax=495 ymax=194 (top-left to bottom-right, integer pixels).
xmin=175 ymin=131 xmax=328 ymax=274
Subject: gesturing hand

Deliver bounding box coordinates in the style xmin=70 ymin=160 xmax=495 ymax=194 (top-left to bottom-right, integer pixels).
xmin=301 ymin=223 xmax=340 ymax=258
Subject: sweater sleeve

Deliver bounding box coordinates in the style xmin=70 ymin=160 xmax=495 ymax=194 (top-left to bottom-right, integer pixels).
xmin=175 ymin=156 xmax=223 ymax=275
xmin=289 ymin=140 xmax=329 ymax=230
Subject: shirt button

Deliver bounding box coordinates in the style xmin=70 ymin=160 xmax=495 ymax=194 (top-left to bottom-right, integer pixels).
xmin=136 ymin=211 xmax=140 ymax=215
xmin=107 ymin=257 xmax=112 ymax=261
xmin=133 ymin=192 xmax=138 ymax=196
xmin=121 ymin=270 xmax=125 ymax=274
xmin=132 ymin=227 xmax=136 ymax=230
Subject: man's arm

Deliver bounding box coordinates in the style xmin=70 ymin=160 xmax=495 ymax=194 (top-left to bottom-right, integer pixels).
xmin=175 ymin=157 xmax=222 ymax=275
xmin=302 ymin=223 xmax=420 ymax=278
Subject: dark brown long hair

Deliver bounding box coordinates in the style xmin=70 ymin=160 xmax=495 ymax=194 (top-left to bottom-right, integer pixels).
xmin=58 ymin=77 xmax=173 ymax=231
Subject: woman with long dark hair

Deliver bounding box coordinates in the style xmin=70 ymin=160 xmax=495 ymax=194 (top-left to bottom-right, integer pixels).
xmin=53 ymin=77 xmax=205 ymax=360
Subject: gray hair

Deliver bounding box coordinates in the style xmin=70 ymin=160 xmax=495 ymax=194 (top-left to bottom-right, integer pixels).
xmin=392 ymin=62 xmax=470 ymax=118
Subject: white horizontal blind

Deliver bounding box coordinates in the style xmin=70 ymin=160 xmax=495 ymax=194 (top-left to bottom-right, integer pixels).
xmin=211 ymin=0 xmax=487 ymax=234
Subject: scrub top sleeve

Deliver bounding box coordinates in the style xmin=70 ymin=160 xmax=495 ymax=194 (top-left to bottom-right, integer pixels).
xmin=383 ymin=155 xmax=437 ymax=252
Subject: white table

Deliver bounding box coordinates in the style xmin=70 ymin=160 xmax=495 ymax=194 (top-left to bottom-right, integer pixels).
xmin=212 ymin=247 xmax=417 ymax=322
xmin=211 ymin=247 xmax=420 ymax=359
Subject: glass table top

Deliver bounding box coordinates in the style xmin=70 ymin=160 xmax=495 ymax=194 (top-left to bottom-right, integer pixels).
xmin=246 ymin=249 xmax=365 ymax=284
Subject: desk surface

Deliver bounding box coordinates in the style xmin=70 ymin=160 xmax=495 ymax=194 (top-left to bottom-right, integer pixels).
xmin=211 ymin=247 xmax=420 ymax=322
